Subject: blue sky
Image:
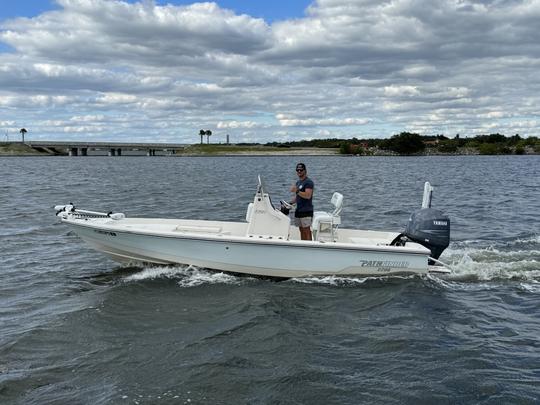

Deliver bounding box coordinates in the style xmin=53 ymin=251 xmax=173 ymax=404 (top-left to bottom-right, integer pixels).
xmin=1 ymin=0 xmax=539 ymax=143
xmin=0 ymin=1 xmax=312 ymax=22
xmin=0 ymin=1 xmax=57 ymax=20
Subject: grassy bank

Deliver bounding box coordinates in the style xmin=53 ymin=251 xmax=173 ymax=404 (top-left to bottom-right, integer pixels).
xmin=177 ymin=144 xmax=339 ymax=156
xmin=0 ymin=142 xmax=339 ymax=156
xmin=0 ymin=142 xmax=48 ymax=156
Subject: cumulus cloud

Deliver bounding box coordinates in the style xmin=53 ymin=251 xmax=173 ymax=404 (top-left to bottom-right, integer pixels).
xmin=0 ymin=0 xmax=539 ymax=142
xmin=217 ymin=120 xmax=265 ymax=129
xmin=276 ymin=114 xmax=370 ymax=127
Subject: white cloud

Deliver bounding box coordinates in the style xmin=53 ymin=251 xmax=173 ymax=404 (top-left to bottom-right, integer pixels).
xmin=96 ymin=93 xmax=138 ymax=105
xmin=277 ymin=115 xmax=370 ymax=127
xmin=0 ymin=0 xmax=539 ymax=142
xmin=62 ymin=125 xmax=107 ymax=133
xmin=70 ymin=114 xmax=106 ymax=122
xmin=384 ymin=85 xmax=420 ymax=97
xmin=217 ymin=120 xmax=263 ymax=129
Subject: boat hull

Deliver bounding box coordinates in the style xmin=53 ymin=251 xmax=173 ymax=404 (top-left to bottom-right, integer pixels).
xmin=64 ymin=220 xmax=429 ymax=278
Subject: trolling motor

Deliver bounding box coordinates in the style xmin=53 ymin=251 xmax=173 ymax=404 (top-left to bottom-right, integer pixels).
xmin=54 ymin=203 xmax=125 ymax=220
xmin=391 ymin=182 xmax=450 ymax=262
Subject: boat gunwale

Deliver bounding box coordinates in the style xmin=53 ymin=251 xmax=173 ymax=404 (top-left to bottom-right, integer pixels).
xmin=61 ymin=216 xmax=430 ymax=256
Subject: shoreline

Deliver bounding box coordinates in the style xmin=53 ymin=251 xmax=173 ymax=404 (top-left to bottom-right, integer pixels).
xmin=1 ymin=142 xmax=538 ymax=157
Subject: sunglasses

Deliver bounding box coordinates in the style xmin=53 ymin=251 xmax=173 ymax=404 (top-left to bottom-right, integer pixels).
xmin=296 ymin=168 xmax=305 ymax=172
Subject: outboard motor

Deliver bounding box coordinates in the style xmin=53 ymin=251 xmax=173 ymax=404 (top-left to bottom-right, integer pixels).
xmin=404 ymin=207 xmax=450 ymax=260
xmin=391 ymin=182 xmax=450 ymax=262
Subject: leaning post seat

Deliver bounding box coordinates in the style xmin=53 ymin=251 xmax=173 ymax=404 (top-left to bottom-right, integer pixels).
xmin=312 ymin=192 xmax=343 ymax=241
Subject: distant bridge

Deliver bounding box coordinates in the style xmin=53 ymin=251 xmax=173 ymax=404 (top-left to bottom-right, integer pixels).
xmin=26 ymin=141 xmax=188 ymax=156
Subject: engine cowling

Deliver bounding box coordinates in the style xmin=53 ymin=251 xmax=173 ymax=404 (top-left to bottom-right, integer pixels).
xmin=404 ymin=208 xmax=450 ymax=260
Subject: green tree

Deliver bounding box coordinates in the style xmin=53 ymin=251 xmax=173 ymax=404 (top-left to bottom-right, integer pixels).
xmin=478 ymin=143 xmax=500 ymax=155
xmin=437 ymin=139 xmax=458 ymax=153
xmin=199 ymin=129 xmax=205 ymax=144
xmin=477 ymin=133 xmax=506 ymax=144
xmin=339 ymin=143 xmax=350 ymax=154
xmin=205 ymin=130 xmax=212 ymax=144
xmin=508 ymin=134 xmax=521 ymax=145
xmin=386 ymin=132 xmax=425 ymax=155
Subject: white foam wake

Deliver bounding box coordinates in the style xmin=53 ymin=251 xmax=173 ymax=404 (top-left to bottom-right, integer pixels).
xmin=291 ymin=274 xmax=418 ymax=285
xmin=439 ymin=235 xmax=540 ymax=282
xmin=124 ymin=265 xmax=244 ymax=287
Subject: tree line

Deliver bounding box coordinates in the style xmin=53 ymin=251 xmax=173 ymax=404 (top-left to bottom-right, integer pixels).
xmin=266 ymin=132 xmax=540 ymax=155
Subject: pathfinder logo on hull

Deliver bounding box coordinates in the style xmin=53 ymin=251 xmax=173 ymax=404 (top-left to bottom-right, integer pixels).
xmin=358 ymin=260 xmax=410 ymax=268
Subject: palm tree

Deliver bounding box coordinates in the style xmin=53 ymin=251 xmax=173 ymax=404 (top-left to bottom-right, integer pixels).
xmin=205 ymin=130 xmax=212 ymax=144
xmin=199 ymin=129 xmax=205 ymax=144
xmin=20 ymin=128 xmax=27 ymax=143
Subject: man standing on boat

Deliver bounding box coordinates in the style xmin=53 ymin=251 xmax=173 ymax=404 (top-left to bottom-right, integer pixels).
xmin=290 ymin=163 xmax=314 ymax=241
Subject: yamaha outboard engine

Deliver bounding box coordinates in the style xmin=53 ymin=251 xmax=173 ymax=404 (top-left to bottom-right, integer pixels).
xmin=404 ymin=207 xmax=450 ymax=260
xmin=392 ymin=182 xmax=450 ymax=262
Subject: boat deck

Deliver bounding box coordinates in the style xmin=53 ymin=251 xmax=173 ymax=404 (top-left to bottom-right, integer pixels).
xmin=75 ymin=216 xmax=420 ymax=250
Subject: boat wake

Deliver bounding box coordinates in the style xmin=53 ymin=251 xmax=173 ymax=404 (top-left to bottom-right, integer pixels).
xmin=439 ymin=235 xmax=540 ymax=282
xmin=123 ymin=265 xmax=246 ymax=287
xmin=289 ymin=274 xmax=419 ymax=286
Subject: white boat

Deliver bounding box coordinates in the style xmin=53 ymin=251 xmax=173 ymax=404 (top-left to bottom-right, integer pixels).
xmin=55 ymin=177 xmax=451 ymax=278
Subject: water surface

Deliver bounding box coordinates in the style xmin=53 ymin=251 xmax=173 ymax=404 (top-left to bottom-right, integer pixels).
xmin=1 ymin=155 xmax=539 ymax=404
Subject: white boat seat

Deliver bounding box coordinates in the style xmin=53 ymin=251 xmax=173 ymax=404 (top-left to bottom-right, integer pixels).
xmin=312 ymin=192 xmax=343 ymax=241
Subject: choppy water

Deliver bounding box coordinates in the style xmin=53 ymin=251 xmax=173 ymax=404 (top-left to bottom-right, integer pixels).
xmin=1 ymin=155 xmax=539 ymax=404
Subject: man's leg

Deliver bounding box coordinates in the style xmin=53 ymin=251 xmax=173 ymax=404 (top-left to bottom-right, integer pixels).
xmin=299 ymin=226 xmax=312 ymax=241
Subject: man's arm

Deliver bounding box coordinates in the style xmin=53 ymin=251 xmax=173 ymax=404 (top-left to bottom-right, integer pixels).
xmin=297 ymin=187 xmax=313 ymax=199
